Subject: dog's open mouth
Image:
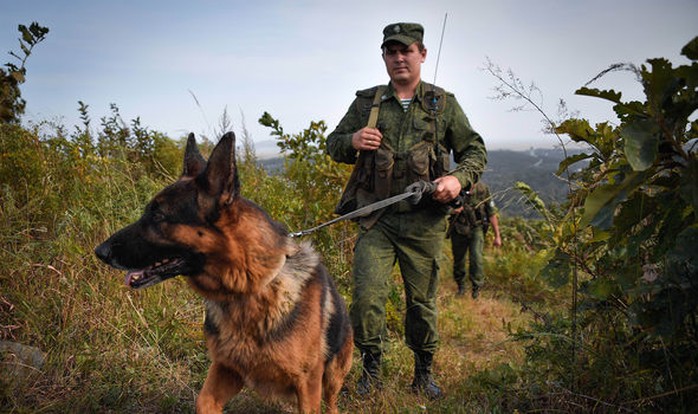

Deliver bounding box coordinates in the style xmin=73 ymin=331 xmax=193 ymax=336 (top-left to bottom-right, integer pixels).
xmin=125 ymin=258 xmax=186 ymax=289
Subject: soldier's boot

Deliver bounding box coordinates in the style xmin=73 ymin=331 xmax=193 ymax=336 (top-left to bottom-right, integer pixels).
xmin=471 ymin=284 xmax=480 ymax=299
xmin=456 ymin=280 xmax=466 ymax=296
xmin=411 ymin=351 xmax=443 ymax=399
xmin=356 ymin=351 xmax=382 ymax=395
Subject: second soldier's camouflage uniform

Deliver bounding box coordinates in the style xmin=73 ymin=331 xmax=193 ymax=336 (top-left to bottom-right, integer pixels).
xmin=449 ymin=181 xmax=497 ymax=297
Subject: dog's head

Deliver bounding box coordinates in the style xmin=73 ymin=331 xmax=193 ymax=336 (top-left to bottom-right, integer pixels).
xmin=94 ymin=131 xmax=248 ymax=290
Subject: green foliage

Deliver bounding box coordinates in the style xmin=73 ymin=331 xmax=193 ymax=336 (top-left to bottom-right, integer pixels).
xmin=505 ymin=36 xmax=698 ymax=411
xmin=258 ymin=111 xmax=350 ymax=210
xmin=92 ymin=103 xmax=181 ymax=177
xmin=556 ymin=36 xmax=697 ymax=336
xmin=482 ymin=36 xmax=698 ymax=412
xmin=0 ymin=22 xmax=49 ymax=123
xmin=258 ymin=112 xmax=355 ymax=292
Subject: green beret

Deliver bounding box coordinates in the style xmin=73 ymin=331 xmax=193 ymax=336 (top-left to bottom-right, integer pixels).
xmin=381 ymin=22 xmax=424 ymax=48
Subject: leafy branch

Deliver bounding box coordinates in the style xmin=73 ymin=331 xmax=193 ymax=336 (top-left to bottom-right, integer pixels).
xmin=1 ymin=22 xmax=49 ymax=123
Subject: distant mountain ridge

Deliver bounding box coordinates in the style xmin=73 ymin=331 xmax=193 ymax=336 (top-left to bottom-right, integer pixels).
xmin=482 ymin=148 xmax=575 ymax=218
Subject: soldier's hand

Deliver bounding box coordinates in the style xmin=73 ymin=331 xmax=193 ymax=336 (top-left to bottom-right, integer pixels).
xmin=352 ymin=127 xmax=382 ymax=151
xmin=432 ymin=176 xmax=461 ymax=203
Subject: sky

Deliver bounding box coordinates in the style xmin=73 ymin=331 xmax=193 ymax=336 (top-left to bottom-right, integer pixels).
xmin=2 ymin=0 xmax=697 ymax=156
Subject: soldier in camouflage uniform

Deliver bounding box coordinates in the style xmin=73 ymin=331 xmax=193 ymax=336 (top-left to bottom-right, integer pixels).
xmin=448 ymin=181 xmax=502 ymax=299
xmin=326 ymin=22 xmax=487 ymax=399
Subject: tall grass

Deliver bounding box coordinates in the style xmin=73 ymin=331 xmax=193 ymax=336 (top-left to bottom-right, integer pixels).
xmin=1 ymin=124 xmax=207 ymax=412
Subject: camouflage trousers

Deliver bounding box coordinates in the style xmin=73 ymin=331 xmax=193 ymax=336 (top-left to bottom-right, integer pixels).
xmin=450 ymin=226 xmax=485 ymax=288
xmin=350 ymin=208 xmax=448 ymax=357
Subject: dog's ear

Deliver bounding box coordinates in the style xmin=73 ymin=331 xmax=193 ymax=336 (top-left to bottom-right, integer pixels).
xmin=183 ymin=133 xmax=207 ymax=178
xmin=203 ymin=131 xmax=239 ymax=207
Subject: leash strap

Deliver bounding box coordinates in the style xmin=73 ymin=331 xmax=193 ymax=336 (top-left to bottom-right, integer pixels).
xmin=289 ymin=181 xmax=436 ymax=238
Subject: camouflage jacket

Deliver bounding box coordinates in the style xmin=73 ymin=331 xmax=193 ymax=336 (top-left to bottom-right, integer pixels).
xmin=327 ymin=81 xmax=487 ymax=220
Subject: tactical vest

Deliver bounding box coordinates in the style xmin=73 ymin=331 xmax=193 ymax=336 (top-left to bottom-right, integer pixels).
xmin=450 ymin=184 xmax=490 ymax=236
xmin=334 ymin=83 xmax=450 ymax=227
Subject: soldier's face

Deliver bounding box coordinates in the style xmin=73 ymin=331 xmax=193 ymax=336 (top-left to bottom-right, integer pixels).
xmin=382 ymin=42 xmax=426 ymax=85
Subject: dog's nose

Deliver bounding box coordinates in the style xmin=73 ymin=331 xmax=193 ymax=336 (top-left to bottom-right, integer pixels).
xmin=94 ymin=243 xmax=111 ymax=264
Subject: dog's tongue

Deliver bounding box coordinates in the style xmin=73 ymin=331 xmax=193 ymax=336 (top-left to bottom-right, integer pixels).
xmin=125 ymin=270 xmax=144 ymax=287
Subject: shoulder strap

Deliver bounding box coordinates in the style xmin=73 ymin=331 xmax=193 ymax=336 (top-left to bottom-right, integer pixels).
xmin=366 ymin=85 xmax=387 ymax=129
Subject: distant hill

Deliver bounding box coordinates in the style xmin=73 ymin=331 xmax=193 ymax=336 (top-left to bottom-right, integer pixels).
xmin=482 ymin=148 xmax=576 ymax=218
xmin=257 ymin=147 xmax=580 ymax=219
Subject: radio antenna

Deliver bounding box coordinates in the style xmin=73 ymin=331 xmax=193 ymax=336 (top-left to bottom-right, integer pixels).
xmin=433 ymin=13 xmax=448 ymax=85
xmin=429 ymin=13 xmax=449 ymax=179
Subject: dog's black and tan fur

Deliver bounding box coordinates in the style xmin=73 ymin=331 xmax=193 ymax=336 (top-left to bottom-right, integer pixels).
xmin=95 ymin=132 xmax=353 ymax=413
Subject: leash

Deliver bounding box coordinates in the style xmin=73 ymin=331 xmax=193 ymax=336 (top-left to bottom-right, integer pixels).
xmin=289 ymin=181 xmax=436 ymax=238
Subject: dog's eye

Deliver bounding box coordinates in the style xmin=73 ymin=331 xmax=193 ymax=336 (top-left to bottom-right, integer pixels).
xmin=152 ymin=210 xmax=166 ymax=223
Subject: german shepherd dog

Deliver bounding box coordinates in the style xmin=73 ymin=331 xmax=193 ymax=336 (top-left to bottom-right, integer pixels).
xmin=95 ymin=132 xmax=353 ymax=413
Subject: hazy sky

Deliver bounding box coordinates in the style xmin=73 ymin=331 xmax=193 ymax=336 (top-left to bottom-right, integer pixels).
xmin=2 ymin=0 xmax=696 ymax=155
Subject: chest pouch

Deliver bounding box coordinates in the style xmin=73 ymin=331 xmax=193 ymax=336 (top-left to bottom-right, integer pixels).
xmin=406 ymin=140 xmax=432 ymax=183
xmin=371 ymin=144 xmax=394 ymax=200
